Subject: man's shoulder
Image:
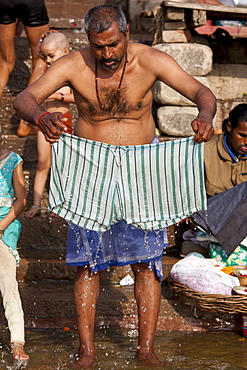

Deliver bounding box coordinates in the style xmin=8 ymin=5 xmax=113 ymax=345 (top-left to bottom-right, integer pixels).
xmin=128 ymin=42 xmax=153 ymax=56
xmin=204 ymin=133 xmax=223 ymax=160
xmin=68 ymin=47 xmax=89 ymax=60
xmin=62 ymin=47 xmax=91 ymax=68
xmin=128 ymin=42 xmax=162 ymax=68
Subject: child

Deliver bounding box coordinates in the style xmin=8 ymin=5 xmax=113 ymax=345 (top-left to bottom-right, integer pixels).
xmin=25 ymin=32 xmax=74 ymax=218
xmin=0 ymin=125 xmax=28 ymax=361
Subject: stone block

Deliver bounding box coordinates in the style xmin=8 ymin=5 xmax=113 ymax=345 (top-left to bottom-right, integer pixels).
xmin=18 ymin=214 xmax=68 ymax=250
xmin=165 ymin=8 xmax=185 ymax=21
xmin=190 ymin=9 xmax=207 ymax=27
xmin=162 ymin=29 xmax=192 ymax=43
xmin=17 ymin=259 xmax=77 ymax=282
xmin=208 ymin=64 xmax=247 ymax=101
xmin=154 ymin=76 xmax=211 ymax=106
xmin=157 ymin=106 xmax=198 ymax=137
xmin=153 ymin=43 xmax=213 ymax=76
xmin=164 ymin=21 xmax=187 ymax=30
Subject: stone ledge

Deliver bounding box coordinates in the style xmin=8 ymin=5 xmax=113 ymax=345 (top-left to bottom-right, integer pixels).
xmin=16 ymin=253 xmax=179 ymax=282
xmin=0 ymin=280 xmax=241 ymax=332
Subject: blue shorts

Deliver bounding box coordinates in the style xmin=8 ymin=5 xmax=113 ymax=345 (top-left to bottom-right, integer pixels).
xmin=66 ymin=220 xmax=165 ymax=281
xmin=0 ymin=0 xmax=49 ymax=26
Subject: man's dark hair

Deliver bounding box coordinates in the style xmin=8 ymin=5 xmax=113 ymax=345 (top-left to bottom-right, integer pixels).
xmin=84 ymin=4 xmax=128 ymax=36
xmin=222 ymin=103 xmax=247 ymax=131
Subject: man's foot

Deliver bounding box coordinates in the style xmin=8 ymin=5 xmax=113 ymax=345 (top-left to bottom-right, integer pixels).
xmin=11 ymin=342 xmax=29 ymax=360
xmin=70 ymin=354 xmax=95 ymax=369
xmin=24 ymin=205 xmax=41 ymax=218
xmin=17 ymin=120 xmax=37 ymax=137
xmin=136 ymin=350 xmax=163 ymax=366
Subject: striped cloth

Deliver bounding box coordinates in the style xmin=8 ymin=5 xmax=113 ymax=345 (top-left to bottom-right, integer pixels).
xmin=50 ymin=133 xmax=206 ymax=231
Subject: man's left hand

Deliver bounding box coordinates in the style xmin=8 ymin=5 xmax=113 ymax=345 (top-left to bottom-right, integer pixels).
xmin=191 ymin=118 xmax=214 ymax=143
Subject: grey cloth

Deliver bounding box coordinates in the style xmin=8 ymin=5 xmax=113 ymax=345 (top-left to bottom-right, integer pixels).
xmin=191 ymin=181 xmax=247 ymax=255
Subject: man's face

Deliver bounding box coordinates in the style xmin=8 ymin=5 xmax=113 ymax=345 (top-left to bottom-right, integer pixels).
xmin=227 ymin=120 xmax=247 ymax=156
xmin=89 ymin=22 xmax=129 ymax=70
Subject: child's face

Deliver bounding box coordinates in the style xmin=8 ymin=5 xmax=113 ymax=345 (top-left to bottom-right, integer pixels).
xmin=41 ymin=44 xmax=68 ymax=66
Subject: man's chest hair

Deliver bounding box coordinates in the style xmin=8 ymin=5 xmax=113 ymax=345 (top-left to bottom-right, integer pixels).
xmin=88 ymin=85 xmax=144 ymax=116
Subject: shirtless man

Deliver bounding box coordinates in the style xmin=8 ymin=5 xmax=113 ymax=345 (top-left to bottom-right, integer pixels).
xmin=14 ymin=5 xmax=216 ymax=368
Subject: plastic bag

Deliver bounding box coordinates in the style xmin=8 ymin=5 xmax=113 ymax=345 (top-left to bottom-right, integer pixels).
xmin=170 ymin=255 xmax=239 ymax=295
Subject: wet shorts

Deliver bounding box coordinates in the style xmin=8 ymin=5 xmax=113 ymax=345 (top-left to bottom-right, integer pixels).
xmin=0 ymin=0 xmax=49 ymax=27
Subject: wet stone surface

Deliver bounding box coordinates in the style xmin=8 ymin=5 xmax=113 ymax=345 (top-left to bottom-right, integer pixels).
xmin=0 ymin=327 xmax=247 ymax=369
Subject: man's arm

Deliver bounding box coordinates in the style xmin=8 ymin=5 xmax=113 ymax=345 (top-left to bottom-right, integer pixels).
xmin=190 ymin=84 xmax=216 ymax=142
xmin=151 ymin=48 xmax=217 ymax=142
xmin=13 ymin=54 xmax=72 ymax=142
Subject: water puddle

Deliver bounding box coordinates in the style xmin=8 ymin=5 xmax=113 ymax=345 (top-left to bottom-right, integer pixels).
xmin=0 ymin=327 xmax=246 ymax=369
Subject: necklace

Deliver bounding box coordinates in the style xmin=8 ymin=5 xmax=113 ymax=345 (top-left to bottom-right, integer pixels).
xmin=95 ymin=53 xmax=128 ymax=111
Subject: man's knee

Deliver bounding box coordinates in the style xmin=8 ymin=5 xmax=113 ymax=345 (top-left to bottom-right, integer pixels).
xmin=0 ymin=56 xmax=15 ymax=74
xmin=76 ymin=265 xmax=100 ymax=280
xmin=37 ymin=158 xmax=50 ymax=172
xmin=131 ymin=262 xmax=152 ymax=276
xmin=131 ymin=262 xmax=160 ymax=283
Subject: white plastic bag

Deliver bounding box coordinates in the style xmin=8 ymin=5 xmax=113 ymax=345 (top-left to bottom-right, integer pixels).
xmin=170 ymin=255 xmax=239 ymax=295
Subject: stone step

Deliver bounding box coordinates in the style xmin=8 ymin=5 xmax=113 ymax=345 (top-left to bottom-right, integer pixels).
xmin=46 ymin=0 xmax=105 ymax=29
xmin=17 ymin=248 xmax=179 ymax=282
xmin=18 ymin=211 xmax=178 ymax=261
xmin=0 ymin=279 xmax=241 ymax=332
xmin=18 ymin=213 xmax=67 ymax=249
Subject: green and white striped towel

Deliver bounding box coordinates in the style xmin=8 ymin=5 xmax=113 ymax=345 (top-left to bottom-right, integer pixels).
xmin=49 ymin=133 xmax=206 ymax=231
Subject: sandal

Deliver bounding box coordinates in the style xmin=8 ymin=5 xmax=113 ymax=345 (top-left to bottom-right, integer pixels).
xmin=11 ymin=342 xmax=29 ymax=360
xmin=24 ymin=205 xmax=41 ymax=218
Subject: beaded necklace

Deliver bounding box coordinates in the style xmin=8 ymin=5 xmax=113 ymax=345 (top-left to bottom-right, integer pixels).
xmin=95 ymin=53 xmax=128 ymax=111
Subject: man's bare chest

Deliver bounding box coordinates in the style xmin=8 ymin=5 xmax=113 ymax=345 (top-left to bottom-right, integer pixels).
xmin=74 ymin=78 xmax=153 ymax=118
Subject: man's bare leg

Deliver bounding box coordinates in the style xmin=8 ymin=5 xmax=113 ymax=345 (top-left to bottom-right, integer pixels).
xmin=17 ymin=24 xmax=49 ymax=136
xmin=131 ymin=262 xmax=162 ymax=365
xmin=72 ymin=265 xmax=100 ymax=369
xmin=0 ymin=23 xmax=16 ymax=98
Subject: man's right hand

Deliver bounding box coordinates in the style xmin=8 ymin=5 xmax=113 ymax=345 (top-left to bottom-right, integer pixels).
xmin=38 ymin=112 xmax=68 ymax=143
